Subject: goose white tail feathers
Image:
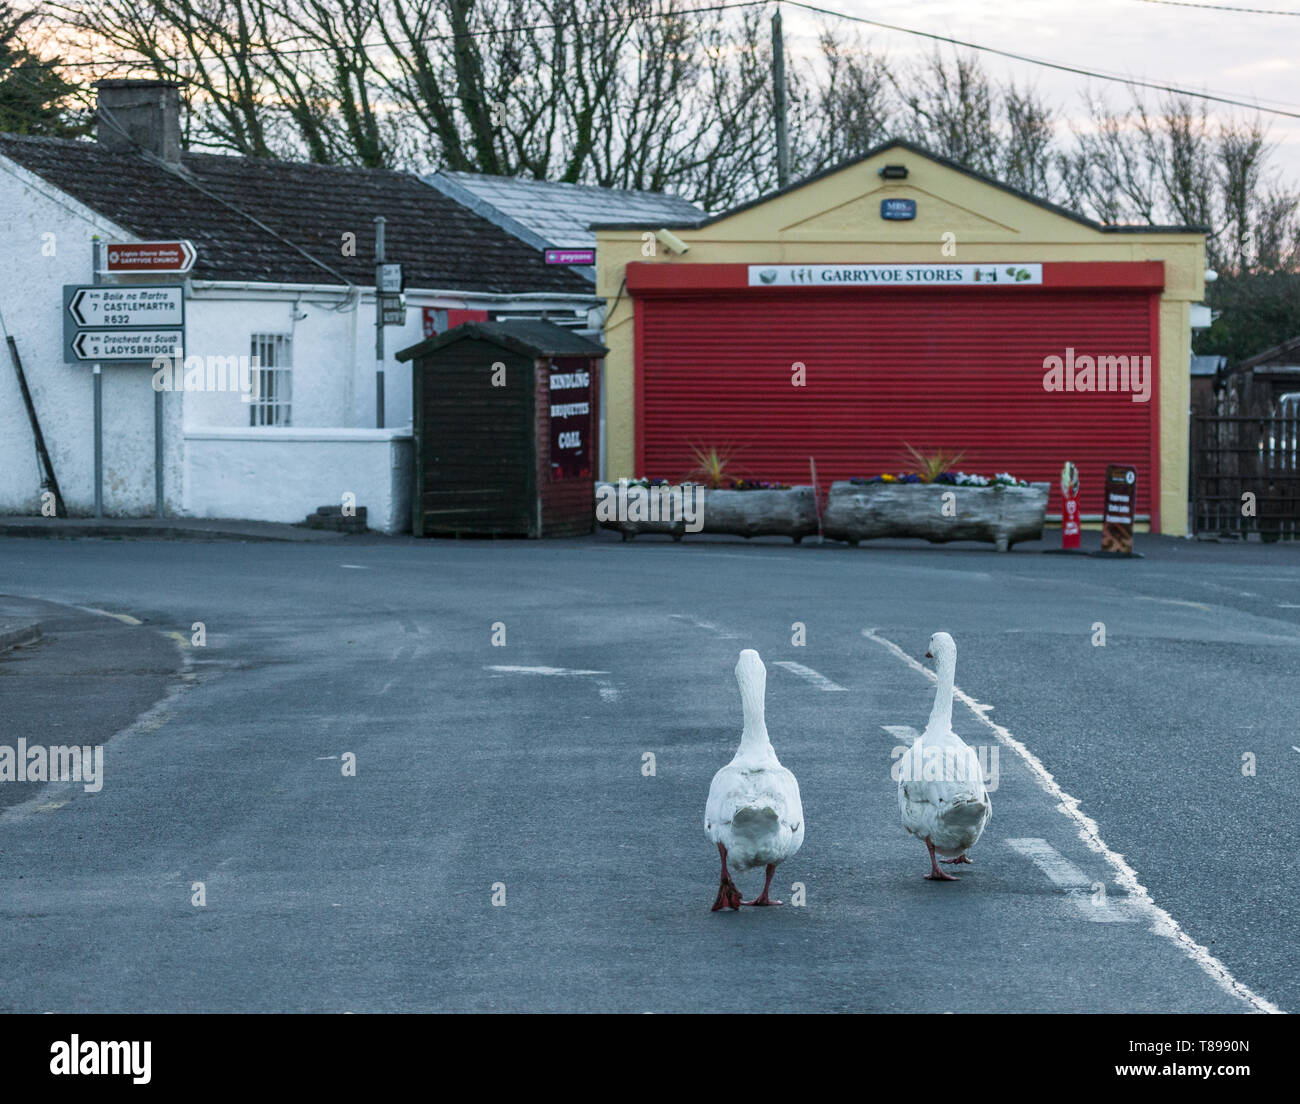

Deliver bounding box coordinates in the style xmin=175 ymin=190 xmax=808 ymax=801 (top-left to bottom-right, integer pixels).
xmin=705 ymin=648 xmax=805 ymax=909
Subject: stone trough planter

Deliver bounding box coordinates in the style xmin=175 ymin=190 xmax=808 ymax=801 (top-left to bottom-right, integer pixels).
xmin=595 ymin=482 xmax=819 ymax=542
xmin=822 ymin=480 xmax=1050 ymax=552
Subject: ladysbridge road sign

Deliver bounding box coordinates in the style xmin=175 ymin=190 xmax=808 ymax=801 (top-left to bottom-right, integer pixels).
xmin=747 ymin=263 xmax=1042 ymax=287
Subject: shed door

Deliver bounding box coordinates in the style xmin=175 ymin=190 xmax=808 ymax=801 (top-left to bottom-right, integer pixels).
xmin=415 ymin=340 xmax=535 ymax=535
xmin=637 ymin=289 xmax=1156 ymax=521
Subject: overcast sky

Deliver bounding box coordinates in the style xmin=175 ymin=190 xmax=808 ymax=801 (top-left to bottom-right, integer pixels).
xmin=781 ymin=0 xmax=1300 ymax=187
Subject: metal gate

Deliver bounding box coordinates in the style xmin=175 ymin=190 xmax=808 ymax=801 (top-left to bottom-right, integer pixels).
xmin=1192 ymin=409 xmax=1300 ymax=538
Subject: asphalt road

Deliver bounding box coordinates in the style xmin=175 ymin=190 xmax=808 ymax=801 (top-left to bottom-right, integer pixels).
xmin=0 ymin=531 xmax=1296 ymax=1013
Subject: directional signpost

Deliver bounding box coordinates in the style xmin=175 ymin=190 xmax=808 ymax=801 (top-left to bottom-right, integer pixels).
xmin=63 ymin=285 xmax=185 ymax=362
xmin=70 ymin=236 xmax=193 ymax=520
xmin=100 ymin=240 xmax=197 ymax=274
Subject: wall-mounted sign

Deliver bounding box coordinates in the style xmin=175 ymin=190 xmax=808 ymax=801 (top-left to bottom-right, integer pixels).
xmin=101 ymin=240 xmax=197 ymax=274
xmin=549 ymin=359 xmax=592 ymax=480
xmin=63 ymin=284 xmax=186 ymax=364
xmin=881 ymin=198 xmax=916 ymax=220
xmin=421 ymin=306 xmax=448 ymax=338
xmin=1101 ymin=464 xmax=1137 ymax=553
xmin=748 ymin=263 xmax=1043 ymax=287
xmin=545 ymin=248 xmax=596 ymax=266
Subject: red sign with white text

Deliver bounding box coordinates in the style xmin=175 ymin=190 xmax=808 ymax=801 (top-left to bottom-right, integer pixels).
xmin=103 ymin=241 xmax=197 ymax=274
xmin=1061 ymin=461 xmax=1081 ymax=549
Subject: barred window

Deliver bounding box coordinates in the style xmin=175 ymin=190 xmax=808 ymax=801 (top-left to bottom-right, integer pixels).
xmin=250 ymin=334 xmax=293 ymax=426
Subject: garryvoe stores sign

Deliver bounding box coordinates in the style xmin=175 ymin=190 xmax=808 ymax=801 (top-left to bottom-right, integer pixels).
xmin=747 ymin=263 xmax=1043 ymax=287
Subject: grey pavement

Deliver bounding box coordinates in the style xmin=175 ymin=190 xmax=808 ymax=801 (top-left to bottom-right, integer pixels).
xmin=0 ymin=530 xmax=1295 ymax=1012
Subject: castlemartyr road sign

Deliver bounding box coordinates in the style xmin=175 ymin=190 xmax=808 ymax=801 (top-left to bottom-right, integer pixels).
xmin=101 ymin=240 xmax=197 ymax=274
xmin=63 ymin=284 xmax=187 ymax=364
xmin=66 ymin=285 xmax=184 ymax=328
xmin=69 ymin=330 xmax=184 ymax=361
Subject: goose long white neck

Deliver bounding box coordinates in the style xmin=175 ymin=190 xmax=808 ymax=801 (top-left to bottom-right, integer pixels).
xmin=735 ymin=651 xmax=771 ymax=752
xmin=926 ymin=648 xmax=956 ymax=735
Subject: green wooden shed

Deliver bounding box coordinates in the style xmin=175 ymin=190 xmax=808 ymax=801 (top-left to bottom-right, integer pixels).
xmin=396 ymin=319 xmax=607 ymax=537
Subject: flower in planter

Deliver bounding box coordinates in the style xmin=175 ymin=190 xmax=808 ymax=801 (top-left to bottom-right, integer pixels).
xmin=726 ymin=479 xmax=792 ymax=490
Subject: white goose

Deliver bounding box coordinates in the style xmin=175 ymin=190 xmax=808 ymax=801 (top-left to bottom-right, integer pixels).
xmin=898 ymin=631 xmax=991 ymax=881
xmin=705 ymin=649 xmax=804 ymax=909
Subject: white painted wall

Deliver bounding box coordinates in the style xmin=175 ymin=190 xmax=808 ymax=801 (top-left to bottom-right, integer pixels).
xmin=0 ymin=156 xmax=180 ymax=517
xmin=1 ymin=149 xmax=600 ymax=528
xmin=183 ymin=428 xmax=413 ymax=534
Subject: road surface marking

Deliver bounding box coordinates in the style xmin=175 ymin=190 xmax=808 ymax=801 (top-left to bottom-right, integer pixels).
xmin=1006 ymin=837 xmax=1090 ymax=886
xmin=773 ymin=661 xmax=847 ymax=691
xmin=487 ymin=665 xmax=608 ymax=676
xmin=1292 ymin=746 xmax=1300 ymax=755
xmin=1280 ymin=604 xmax=1300 ymax=609
xmin=339 ymin=564 xmax=367 ymax=570
xmin=486 ymin=665 xmax=618 ymax=703
xmin=1134 ymin=596 xmax=1212 ymax=612
xmin=668 ymin=614 xmax=741 ymax=639
xmin=1006 ymin=838 xmax=1136 ymax=924
xmin=79 ymin=607 xmax=142 ymax=625
xmin=863 ymin=627 xmax=1281 ymax=1014
xmin=882 ymin=724 xmax=921 ymax=741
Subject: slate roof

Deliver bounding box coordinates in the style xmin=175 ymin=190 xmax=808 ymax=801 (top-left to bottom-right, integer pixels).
xmin=0 ymin=133 xmax=596 ymax=295
xmin=396 ymin=318 xmax=607 ymax=362
xmin=424 ymin=170 xmax=705 ymax=249
xmin=590 ymin=138 xmax=1208 ymax=235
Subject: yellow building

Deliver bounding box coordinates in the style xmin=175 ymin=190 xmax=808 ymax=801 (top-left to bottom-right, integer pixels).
xmin=594 ymin=140 xmax=1206 ymax=534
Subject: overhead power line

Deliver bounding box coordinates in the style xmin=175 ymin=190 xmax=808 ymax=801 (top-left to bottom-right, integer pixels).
xmin=1130 ymin=0 xmax=1300 ymax=15
xmin=783 ymin=0 xmax=1300 ymax=121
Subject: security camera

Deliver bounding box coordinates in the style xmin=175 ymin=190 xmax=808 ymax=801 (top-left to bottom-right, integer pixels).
xmin=655 ymin=228 xmax=690 ymax=255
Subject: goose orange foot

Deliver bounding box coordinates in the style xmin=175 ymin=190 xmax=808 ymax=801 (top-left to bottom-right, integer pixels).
xmin=742 ymin=863 xmax=782 ymax=905
xmin=925 ymin=837 xmax=959 ymax=881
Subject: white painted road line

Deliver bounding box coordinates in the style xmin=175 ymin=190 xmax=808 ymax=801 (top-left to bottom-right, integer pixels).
xmin=487 ymin=666 xmax=609 ymax=676
xmin=772 ymin=661 xmax=848 ymax=691
xmin=1006 ymin=838 xmax=1136 ymax=924
xmin=667 ymin=614 xmax=741 ymax=639
xmin=862 ymin=627 xmax=1282 ymax=1014
xmin=486 ymin=665 xmax=618 ymax=703
xmin=882 ymin=724 xmax=921 ymax=741
xmin=1006 ymin=837 xmax=1090 ymax=887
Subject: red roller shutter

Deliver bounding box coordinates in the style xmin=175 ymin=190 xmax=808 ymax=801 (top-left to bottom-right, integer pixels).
xmin=635 ymin=285 xmax=1158 ymax=523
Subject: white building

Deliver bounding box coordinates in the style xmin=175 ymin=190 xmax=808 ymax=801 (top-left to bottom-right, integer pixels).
xmin=0 ymin=80 xmax=601 ymax=532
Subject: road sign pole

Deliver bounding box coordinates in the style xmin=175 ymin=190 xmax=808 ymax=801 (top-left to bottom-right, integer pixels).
xmin=155 ymin=387 xmax=164 ymax=518
xmin=93 ymin=364 xmax=103 ymax=519
xmin=91 ymin=237 xmax=103 ymax=518
xmin=374 ymin=216 xmax=385 ymax=429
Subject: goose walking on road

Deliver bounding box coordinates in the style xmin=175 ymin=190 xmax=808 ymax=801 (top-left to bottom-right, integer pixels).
xmin=705 ymin=649 xmax=804 ymax=910
xmin=898 ymin=631 xmax=991 ymax=881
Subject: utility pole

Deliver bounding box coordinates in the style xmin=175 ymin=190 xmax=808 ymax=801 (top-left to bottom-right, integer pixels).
xmin=374 ymin=216 xmax=385 ymax=429
xmin=92 ymin=236 xmax=103 ymax=518
xmin=773 ymin=7 xmax=790 ymax=188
